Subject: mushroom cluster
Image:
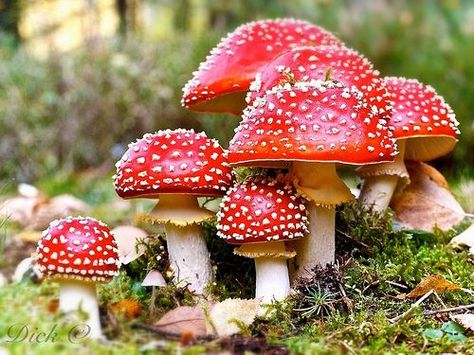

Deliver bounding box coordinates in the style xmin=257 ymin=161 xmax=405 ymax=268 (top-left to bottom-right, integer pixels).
xmin=34 ymin=17 xmax=462 ymax=337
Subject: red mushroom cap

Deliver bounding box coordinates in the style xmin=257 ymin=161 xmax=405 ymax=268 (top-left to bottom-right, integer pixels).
xmin=384 ymin=77 xmax=460 ymax=161
xmin=182 ymin=19 xmax=342 ymax=115
xmin=216 ymin=176 xmax=308 ymax=244
xmin=36 ymin=217 xmax=120 ymax=282
xmin=113 ymin=129 xmax=234 ymax=199
xmin=228 ymin=81 xmax=397 ymax=166
xmin=247 ymin=45 xmax=391 ymax=122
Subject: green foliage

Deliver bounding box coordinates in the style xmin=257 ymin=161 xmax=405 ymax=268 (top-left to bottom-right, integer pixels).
xmin=1 ymin=1 xmax=474 ymax=185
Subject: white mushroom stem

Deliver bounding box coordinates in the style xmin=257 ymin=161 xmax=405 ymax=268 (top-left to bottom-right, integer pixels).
xmin=292 ymin=204 xmax=335 ymax=276
xmin=146 ymin=194 xmax=214 ymax=295
xmin=359 ymin=140 xmax=407 ymax=212
xmin=236 ymin=241 xmax=291 ymax=310
xmin=58 ymin=279 xmax=102 ymax=339
xmin=165 ymin=222 xmax=213 ymax=295
xmin=290 ymin=162 xmax=354 ymax=280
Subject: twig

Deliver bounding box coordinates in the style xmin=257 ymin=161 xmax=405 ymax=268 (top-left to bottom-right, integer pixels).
xmin=464 ymin=213 xmax=474 ymax=218
xmin=133 ymin=323 xmax=216 ymax=341
xmin=461 ymin=288 xmax=474 ymax=295
xmin=386 ymin=280 xmax=408 ymax=290
xmin=389 ymin=289 xmax=434 ymax=323
xmin=433 ymin=290 xmax=447 ymax=309
xmin=423 ymin=303 xmax=474 ymax=315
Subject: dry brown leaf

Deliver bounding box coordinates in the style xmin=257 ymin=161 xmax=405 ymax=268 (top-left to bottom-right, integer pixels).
xmin=403 ymin=274 xmax=461 ymax=299
xmin=110 ymin=299 xmax=142 ymax=320
xmin=153 ymin=305 xmax=207 ymax=337
xmin=29 ymin=194 xmax=90 ymax=230
xmin=48 ymin=299 xmax=59 ymax=313
xmin=453 ymin=313 xmax=474 ymax=331
xmin=450 ymin=224 xmax=474 ymax=254
xmin=390 ymin=162 xmax=465 ymax=232
xmin=207 ymin=298 xmax=260 ymax=336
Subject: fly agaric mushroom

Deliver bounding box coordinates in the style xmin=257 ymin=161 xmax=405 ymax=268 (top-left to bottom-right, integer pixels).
xmin=36 ymin=216 xmax=120 ymax=339
xmin=228 ymin=81 xmax=397 ymax=278
xmin=216 ymin=175 xmax=308 ymax=304
xmin=246 ymin=45 xmax=391 ymax=124
xmin=358 ymin=77 xmax=460 ymax=211
xmin=113 ymin=129 xmax=234 ymax=294
xmin=182 ymin=18 xmax=341 ymax=115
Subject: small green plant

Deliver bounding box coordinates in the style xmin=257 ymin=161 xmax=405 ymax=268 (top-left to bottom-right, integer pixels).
xmin=294 ymin=283 xmax=338 ymax=319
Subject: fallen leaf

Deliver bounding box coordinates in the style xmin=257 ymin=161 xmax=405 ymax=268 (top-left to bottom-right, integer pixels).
xmin=110 ymin=299 xmax=142 ymax=320
xmin=390 ymin=162 xmax=465 ymax=232
xmin=48 ymin=299 xmax=59 ymax=313
xmin=404 ymin=274 xmax=461 ymax=299
xmin=29 ymin=194 xmax=90 ymax=230
xmin=450 ymin=224 xmax=474 ymax=254
xmin=441 ymin=321 xmax=467 ymax=342
xmin=142 ymin=269 xmax=166 ymax=287
xmin=207 ymin=298 xmax=260 ymax=337
xmin=111 ymin=225 xmax=149 ymax=264
xmin=423 ymin=328 xmax=444 ymax=340
xmin=0 ymin=196 xmax=42 ymax=226
xmin=153 ymin=305 xmax=207 ymax=337
xmin=453 ymin=313 xmax=474 ymax=331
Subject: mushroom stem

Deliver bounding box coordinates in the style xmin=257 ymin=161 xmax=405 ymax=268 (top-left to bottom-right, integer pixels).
xmin=291 ymin=204 xmax=335 ymax=277
xmin=289 ymin=162 xmax=353 ymax=280
xmin=160 ymin=195 xmax=213 ymax=295
xmin=253 ymin=242 xmax=291 ymax=304
xmin=165 ymin=223 xmax=213 ymax=294
xmin=236 ymin=241 xmax=291 ymax=311
xmin=58 ymin=279 xmax=102 ymax=339
xmin=359 ymin=140 xmax=407 ymax=212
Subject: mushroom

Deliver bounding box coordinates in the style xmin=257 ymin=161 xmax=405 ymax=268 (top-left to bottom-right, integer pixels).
xmin=35 ymin=216 xmax=120 ymax=339
xmin=216 ymin=175 xmax=308 ymax=305
xmin=113 ymin=129 xmax=234 ymax=294
xmin=228 ymin=81 xmax=397 ymax=278
xmin=246 ymin=45 xmax=391 ymax=125
xmin=182 ymin=19 xmax=341 ymax=115
xmin=358 ymin=77 xmax=460 ymax=211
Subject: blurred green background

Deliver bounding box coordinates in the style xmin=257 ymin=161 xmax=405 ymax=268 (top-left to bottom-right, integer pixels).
xmin=0 ymin=0 xmax=473 ymax=186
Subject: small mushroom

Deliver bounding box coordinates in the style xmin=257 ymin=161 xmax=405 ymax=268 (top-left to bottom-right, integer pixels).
xmin=113 ymin=129 xmax=234 ymax=295
xmin=182 ymin=19 xmax=341 ymax=115
xmin=216 ymin=175 xmax=308 ymax=305
xmin=358 ymin=77 xmax=460 ymax=211
xmin=228 ymin=81 xmax=397 ymax=279
xmin=35 ymin=216 xmax=120 ymax=339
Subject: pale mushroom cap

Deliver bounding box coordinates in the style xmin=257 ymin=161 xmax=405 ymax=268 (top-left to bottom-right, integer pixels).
xmin=113 ymin=129 xmax=234 ymax=199
xmin=228 ymin=81 xmax=397 ymax=166
xmin=216 ymin=176 xmax=308 ymax=244
xmin=181 ymin=18 xmax=342 ymax=114
xmin=36 ymin=216 xmax=120 ymax=282
xmin=384 ymin=77 xmax=460 ymax=161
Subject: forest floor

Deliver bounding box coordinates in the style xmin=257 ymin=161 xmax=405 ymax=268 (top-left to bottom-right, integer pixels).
xmin=1 ymin=171 xmax=474 ymax=354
